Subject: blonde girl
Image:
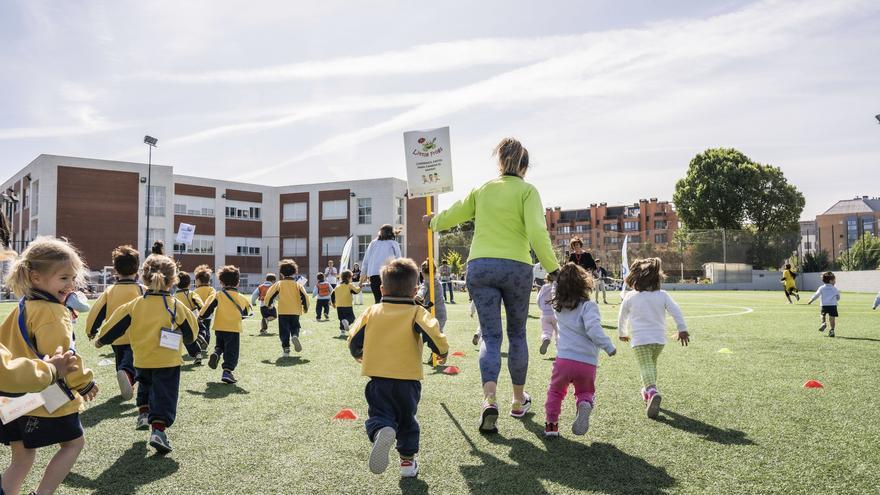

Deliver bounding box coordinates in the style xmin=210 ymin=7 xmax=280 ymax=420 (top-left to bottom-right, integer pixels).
xmin=0 ymin=237 xmax=99 ymax=495
xmin=617 ymin=258 xmax=689 ymax=419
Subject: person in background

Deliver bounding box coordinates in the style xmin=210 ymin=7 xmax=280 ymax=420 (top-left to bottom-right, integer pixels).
xmin=150 ymin=240 xmax=165 ymax=256
xmin=808 ymin=271 xmax=841 ymax=338
xmin=251 ymin=273 xmax=278 ymax=335
xmin=360 ymin=225 xmax=402 ymax=304
xmin=313 ymin=273 xmax=332 ymax=321
xmin=438 ymin=260 xmax=454 ymax=304
xmin=324 ymin=260 xmax=339 ymax=289
xmin=781 ymin=263 xmax=800 ymax=304
xmin=351 ymin=263 xmax=364 ymax=305
xmin=568 ymin=237 xmax=597 ymax=274
xmin=594 ymin=259 xmax=609 ymax=304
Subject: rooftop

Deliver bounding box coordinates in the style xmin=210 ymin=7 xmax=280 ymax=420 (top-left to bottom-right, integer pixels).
xmin=821 ymin=196 xmax=880 ymax=215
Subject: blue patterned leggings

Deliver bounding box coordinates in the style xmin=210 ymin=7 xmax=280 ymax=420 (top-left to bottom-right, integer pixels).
xmin=466 ymin=258 xmax=534 ymax=385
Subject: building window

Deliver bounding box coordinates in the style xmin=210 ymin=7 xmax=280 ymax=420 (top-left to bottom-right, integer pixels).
xmin=174 ymin=235 xmax=214 ymax=255
xmin=30 ymin=181 xmax=39 ymax=215
xmin=322 ymin=200 xmax=348 ymax=220
xmin=604 ymin=236 xmax=620 ymax=245
xmin=358 ymin=198 xmax=372 ymax=224
xmin=148 ymin=228 xmax=165 ymax=247
xmin=173 ymin=195 xmax=215 ymax=217
xmin=862 ymin=217 xmax=875 ymax=236
xmin=624 ymin=221 xmax=639 ymax=231
xmin=358 ymin=235 xmax=372 ymax=262
xmin=320 ymin=236 xmax=347 ymax=256
xmin=604 ymin=223 xmax=618 ymax=232
xmin=283 ymin=202 xmax=307 ymax=222
xmin=396 ymin=198 xmax=405 ymax=225
xmin=146 ymin=186 xmax=166 ymax=217
xmin=654 ymin=233 xmax=668 ymax=244
xmin=397 ymin=235 xmax=405 ymax=256
xmin=803 ymin=241 xmax=812 ymax=251
xmin=226 ymin=237 xmax=261 ymax=256
xmin=846 ymin=217 xmax=858 ymax=244
xmin=29 ymin=219 xmax=38 ymax=239
xmin=557 ymin=226 xmax=570 ymax=235
xmin=575 ymin=225 xmax=589 ymax=233
xmin=282 ymin=237 xmax=307 ymax=257
xmin=654 ymin=220 xmax=667 ymax=230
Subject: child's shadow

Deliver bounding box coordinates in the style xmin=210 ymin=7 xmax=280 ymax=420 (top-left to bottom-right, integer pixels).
xmin=186 ymin=382 xmax=250 ymax=399
xmin=64 ymin=441 xmax=179 ymax=494
xmin=261 ymin=357 xmax=311 ymax=367
xmin=655 ymin=409 xmax=755 ymax=446
xmin=601 ymin=324 xmax=617 ymax=330
xmin=81 ymin=395 xmax=137 ymax=429
xmin=443 ymin=404 xmax=674 ymax=495
xmin=399 ymin=476 xmax=430 ymax=495
xmin=253 ymin=332 xmax=277 ymax=337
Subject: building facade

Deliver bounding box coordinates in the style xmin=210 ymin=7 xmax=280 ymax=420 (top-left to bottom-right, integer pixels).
xmin=814 ymin=196 xmax=880 ymax=261
xmin=798 ymin=220 xmax=817 ymax=256
xmin=545 ymin=198 xmax=679 ymax=259
xmin=1 ymin=154 xmax=433 ymax=291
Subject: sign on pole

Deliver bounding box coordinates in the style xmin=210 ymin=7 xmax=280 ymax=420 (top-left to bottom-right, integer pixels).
xmin=404 ymin=126 xmax=453 ymax=198
xmin=176 ymin=223 xmax=196 ymax=245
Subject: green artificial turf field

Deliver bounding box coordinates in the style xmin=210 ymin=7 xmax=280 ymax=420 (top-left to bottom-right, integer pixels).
xmin=2 ymin=290 xmax=879 ymax=494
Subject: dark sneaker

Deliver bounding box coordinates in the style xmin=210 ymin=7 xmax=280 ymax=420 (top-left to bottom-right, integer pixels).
xmin=646 ymin=391 xmax=662 ymax=419
xmin=221 ymin=370 xmax=237 ymax=384
xmin=829 ymin=330 xmax=835 ymax=338
xmin=291 ymin=336 xmax=302 ymax=353
xmin=572 ymin=401 xmax=593 ymax=435
xmin=208 ymin=353 xmax=220 ymax=369
xmin=192 ymin=355 xmax=202 ymax=366
xmin=819 ymin=322 xmax=826 ymax=332
xmin=369 ymin=426 xmax=395 ymax=474
xmin=510 ymin=393 xmax=532 ymax=418
xmin=479 ymin=398 xmax=499 ymax=432
xmin=149 ymin=429 xmax=172 ymax=454
xmin=472 ymin=333 xmax=480 ymax=346
xmin=196 ymin=335 xmax=208 ymax=350
xmin=539 ymin=339 xmax=551 ymax=355
xmin=136 ymin=412 xmax=150 ymax=430
xmin=544 ymin=422 xmax=559 ymax=437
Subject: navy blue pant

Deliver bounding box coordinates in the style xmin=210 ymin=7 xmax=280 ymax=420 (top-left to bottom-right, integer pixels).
xmin=136 ymin=367 xmax=181 ymax=428
xmin=214 ymin=331 xmax=240 ymax=371
xmin=369 ymin=275 xmax=382 ymax=304
xmin=316 ymin=299 xmax=330 ymax=319
xmin=442 ymin=281 xmax=455 ymax=302
xmin=278 ymin=315 xmax=301 ymax=349
xmin=112 ymin=344 xmax=135 ymax=378
xmin=365 ymin=378 xmax=421 ymax=457
xmin=184 ymin=319 xmax=211 ymax=357
xmin=337 ymin=307 xmax=355 ymax=330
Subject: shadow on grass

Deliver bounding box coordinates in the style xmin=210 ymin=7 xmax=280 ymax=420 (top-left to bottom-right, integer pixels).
xmin=442 ymin=404 xmax=675 ymax=495
xmin=65 ymin=441 xmax=179 ymax=494
xmin=81 ymin=395 xmax=137 ymax=429
xmin=601 ymin=324 xmax=618 ymax=330
xmin=252 ymin=332 xmax=277 ymax=337
xmin=400 ymin=476 xmax=430 ymax=494
xmin=261 ymin=357 xmax=311 ymax=367
xmin=656 ymin=409 xmax=755 ymax=446
xmin=185 ymin=382 xmax=250 ymax=399
xmin=834 ymin=336 xmax=880 ymax=343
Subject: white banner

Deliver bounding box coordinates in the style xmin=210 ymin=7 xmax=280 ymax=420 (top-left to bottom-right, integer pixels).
xmin=404 ymin=126 xmax=453 ymax=198
xmin=620 ymin=235 xmax=630 ymax=295
xmin=176 ymin=223 xmax=196 ymax=245
xmin=339 ymin=236 xmax=354 ymax=271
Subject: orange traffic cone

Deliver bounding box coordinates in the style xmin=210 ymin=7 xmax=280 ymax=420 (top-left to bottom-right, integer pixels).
xmin=333 ymin=408 xmax=359 ymax=420
xmin=451 ymin=351 xmax=465 ymax=357
xmin=443 ymin=366 xmax=461 ymax=375
xmin=803 ymin=380 xmax=824 ymax=389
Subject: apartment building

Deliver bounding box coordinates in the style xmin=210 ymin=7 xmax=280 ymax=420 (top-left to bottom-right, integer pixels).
xmin=814 ymin=196 xmax=880 ymax=261
xmin=545 ymin=198 xmax=679 ymax=258
xmin=1 ymin=154 xmax=432 ymax=291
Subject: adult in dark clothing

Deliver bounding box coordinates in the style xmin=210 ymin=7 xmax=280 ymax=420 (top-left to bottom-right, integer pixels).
xmin=567 ymin=237 xmax=597 ymax=272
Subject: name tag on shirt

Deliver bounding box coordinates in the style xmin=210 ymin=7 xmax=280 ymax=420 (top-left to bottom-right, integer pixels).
xmin=0 ymin=382 xmax=73 ymax=424
xmin=159 ymin=327 xmax=182 ymax=350
xmin=41 ymin=382 xmax=74 ymax=413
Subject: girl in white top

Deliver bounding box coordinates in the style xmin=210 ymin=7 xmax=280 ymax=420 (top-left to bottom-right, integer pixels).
xmin=360 ymin=225 xmax=402 ymax=304
xmin=537 ymin=276 xmax=558 ymax=355
xmin=617 ymin=258 xmax=689 ymax=419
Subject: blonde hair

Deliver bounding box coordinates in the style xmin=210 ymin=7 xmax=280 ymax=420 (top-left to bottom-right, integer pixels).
xmin=141 ymin=254 xmax=178 ymax=292
xmin=4 ymin=236 xmax=87 ymax=298
xmin=493 ymin=137 xmax=529 ymax=176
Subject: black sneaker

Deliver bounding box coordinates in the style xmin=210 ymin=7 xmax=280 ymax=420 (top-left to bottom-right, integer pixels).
xmin=221 ymin=370 xmax=237 ymax=384
xmin=829 ymin=330 xmax=835 ymax=338
xmin=196 ymin=335 xmax=208 ymax=350
xmin=479 ymin=399 xmax=499 ymax=433
xmin=208 ymin=353 xmax=220 ymax=369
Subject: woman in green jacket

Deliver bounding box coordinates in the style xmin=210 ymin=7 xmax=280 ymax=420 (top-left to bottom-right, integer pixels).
xmin=425 ymin=137 xmax=559 ymax=433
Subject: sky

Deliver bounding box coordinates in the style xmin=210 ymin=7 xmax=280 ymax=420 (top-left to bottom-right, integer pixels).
xmin=0 ymin=0 xmax=878 ymax=220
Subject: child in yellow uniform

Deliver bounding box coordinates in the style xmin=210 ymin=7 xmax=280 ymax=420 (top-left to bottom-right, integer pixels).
xmin=0 ymin=345 xmax=79 ymax=393
xmin=96 ymin=255 xmax=198 ymax=454
xmin=193 ymin=264 xmax=216 ymax=352
xmin=347 ymin=258 xmax=448 ymax=478
xmin=86 ymin=245 xmax=144 ymax=400
xmin=0 ymin=237 xmax=99 ymax=495
xmin=780 ymin=263 xmax=799 ymax=304
xmin=175 ymin=272 xmax=208 ymax=365
xmin=264 ymin=260 xmax=310 ymax=357
xmin=331 ymin=270 xmax=360 ymax=337
xmin=199 ymin=266 xmax=253 ymax=384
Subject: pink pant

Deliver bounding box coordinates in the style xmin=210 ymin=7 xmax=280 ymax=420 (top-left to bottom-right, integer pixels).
xmin=544 ymin=357 xmax=597 ymax=423
xmin=540 ymin=314 xmax=558 ymax=342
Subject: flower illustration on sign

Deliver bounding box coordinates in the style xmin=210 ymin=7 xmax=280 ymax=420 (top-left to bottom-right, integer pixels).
xmin=420 ymin=137 xmax=437 ymax=152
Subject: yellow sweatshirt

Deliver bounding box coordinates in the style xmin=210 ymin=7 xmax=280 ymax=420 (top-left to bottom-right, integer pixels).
xmin=85 ymin=279 xmax=145 ymax=344
xmin=194 ymin=286 xmax=216 ymax=311
xmin=331 ymin=282 xmax=360 ymax=308
xmin=347 ymin=298 xmax=448 ymax=381
xmin=199 ymin=288 xmax=252 ymax=333
xmin=175 ymin=289 xmax=204 ymax=312
xmin=96 ymin=292 xmax=198 ymax=368
xmin=0 ymin=290 xmax=94 ymax=417
xmin=0 ymin=344 xmax=59 ymax=393
xmin=264 ymin=279 xmax=309 ymax=316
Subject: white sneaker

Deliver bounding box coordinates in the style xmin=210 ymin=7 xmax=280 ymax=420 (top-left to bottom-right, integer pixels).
xmin=399 ymin=458 xmax=419 ymax=478
xmin=342 ymin=319 xmax=350 ymax=331
xmin=117 ymin=370 xmax=133 ymax=401
xmin=282 ymin=348 xmax=290 ymax=358
xmin=369 ymin=426 xmax=395 ymax=474
xmin=572 ymin=401 xmax=593 ymax=435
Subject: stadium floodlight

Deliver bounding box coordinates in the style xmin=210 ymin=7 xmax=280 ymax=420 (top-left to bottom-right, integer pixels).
xmin=144 ymin=135 xmax=158 ymax=147
xmin=144 ymin=135 xmax=158 ymax=253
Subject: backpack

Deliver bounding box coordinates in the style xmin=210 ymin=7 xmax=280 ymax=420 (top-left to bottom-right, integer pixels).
xmin=317 ymin=282 xmax=331 ymax=297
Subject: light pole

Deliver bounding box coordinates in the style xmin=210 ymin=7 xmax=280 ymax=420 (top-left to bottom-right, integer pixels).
xmin=143 ymin=135 xmax=158 ymax=254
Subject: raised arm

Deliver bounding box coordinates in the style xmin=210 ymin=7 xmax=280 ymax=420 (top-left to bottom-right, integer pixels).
xmin=430 ymin=189 xmax=476 ymax=232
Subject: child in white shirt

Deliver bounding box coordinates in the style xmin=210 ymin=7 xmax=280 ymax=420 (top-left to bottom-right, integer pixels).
xmin=544 ymin=263 xmax=615 ymax=437
xmin=617 ymin=258 xmax=689 ymax=419
xmin=537 ymin=276 xmax=558 ymax=355
xmin=873 ymin=291 xmax=879 ymax=311
xmin=807 ymin=271 xmax=841 ymax=337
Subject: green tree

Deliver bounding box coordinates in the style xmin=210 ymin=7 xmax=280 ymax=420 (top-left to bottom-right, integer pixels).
xmin=836 ymin=234 xmax=880 ymax=271
xmin=802 ymin=250 xmax=830 ymax=272
xmin=442 ymin=250 xmax=464 ymax=276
